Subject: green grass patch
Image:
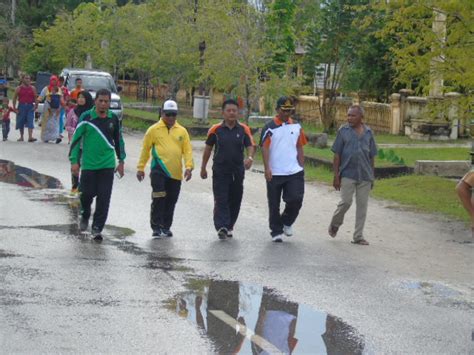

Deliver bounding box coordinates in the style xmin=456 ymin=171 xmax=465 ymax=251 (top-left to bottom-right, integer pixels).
xmin=372 ymin=175 xmax=467 ymax=222
xmin=122 ymin=116 xmax=153 ymax=131
xmin=304 ymin=163 xmax=334 ymax=184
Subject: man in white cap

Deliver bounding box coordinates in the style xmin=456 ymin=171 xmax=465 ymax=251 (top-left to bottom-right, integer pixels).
xmin=136 ymin=99 xmax=194 ymax=238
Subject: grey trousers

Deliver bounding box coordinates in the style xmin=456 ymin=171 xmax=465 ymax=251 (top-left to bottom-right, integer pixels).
xmin=330 ymin=177 xmax=372 ymax=241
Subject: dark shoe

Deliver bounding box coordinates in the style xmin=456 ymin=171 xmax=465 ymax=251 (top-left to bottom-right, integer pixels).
xmin=55 ymin=138 xmax=62 ymax=144
xmin=79 ymin=217 xmax=89 ymax=232
xmin=217 ymin=227 xmax=228 ymax=240
xmin=28 ymin=138 xmax=37 ymax=142
xmin=328 ymin=225 xmax=338 ymax=238
xmin=91 ymin=227 xmax=103 ymax=241
xmin=351 ymin=239 xmax=369 ymax=246
xmin=162 ymin=229 xmax=173 ymax=237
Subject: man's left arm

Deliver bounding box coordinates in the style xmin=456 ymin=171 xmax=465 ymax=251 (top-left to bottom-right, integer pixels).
xmin=182 ymin=130 xmax=194 ymax=181
xmin=243 ymin=125 xmax=255 ymax=170
xmin=114 ymin=118 xmax=126 ymax=177
xmin=32 ymin=87 xmax=38 ymax=110
xmin=369 ymin=133 xmax=377 ymax=188
xmin=296 ymin=127 xmax=308 ymax=167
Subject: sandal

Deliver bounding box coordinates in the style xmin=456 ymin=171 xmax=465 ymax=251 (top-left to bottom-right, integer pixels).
xmin=352 ymin=239 xmax=369 ymax=245
xmin=17 ymin=138 xmax=24 ymax=142
xmin=328 ymin=225 xmax=338 ymax=238
xmin=28 ymin=138 xmax=37 ymax=143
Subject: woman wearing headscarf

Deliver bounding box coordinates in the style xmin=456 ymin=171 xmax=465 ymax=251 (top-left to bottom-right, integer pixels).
xmin=38 ymin=75 xmax=64 ymax=143
xmin=66 ymin=90 xmax=94 ymax=193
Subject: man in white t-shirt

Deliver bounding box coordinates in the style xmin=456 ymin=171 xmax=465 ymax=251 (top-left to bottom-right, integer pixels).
xmin=260 ymin=96 xmax=307 ymax=242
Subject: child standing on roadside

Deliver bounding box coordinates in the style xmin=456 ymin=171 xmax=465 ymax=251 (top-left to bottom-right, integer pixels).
xmin=64 ymin=98 xmax=77 ymax=144
xmin=1 ymin=97 xmax=16 ymax=141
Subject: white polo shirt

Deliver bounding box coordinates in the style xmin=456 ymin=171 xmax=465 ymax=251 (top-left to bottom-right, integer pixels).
xmin=261 ymin=117 xmax=307 ymax=176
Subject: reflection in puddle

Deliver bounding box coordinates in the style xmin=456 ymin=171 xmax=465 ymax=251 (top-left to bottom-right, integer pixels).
xmin=165 ymin=280 xmax=365 ymax=354
xmin=0 ymin=159 xmax=62 ymax=189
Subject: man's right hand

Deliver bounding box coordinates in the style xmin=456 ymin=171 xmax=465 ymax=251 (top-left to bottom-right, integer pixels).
xmin=71 ymin=164 xmax=80 ymax=176
xmin=264 ymin=169 xmax=272 ymax=182
xmin=333 ymin=175 xmax=341 ymax=191
xmin=200 ymin=167 xmax=207 ymax=179
xmin=136 ymin=170 xmax=145 ymax=182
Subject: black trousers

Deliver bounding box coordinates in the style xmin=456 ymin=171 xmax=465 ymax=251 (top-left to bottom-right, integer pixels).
xmin=266 ymin=170 xmax=304 ymax=237
xmin=80 ymin=168 xmax=114 ymax=232
xmin=212 ymin=170 xmax=244 ymax=231
xmin=150 ymin=171 xmax=181 ymax=231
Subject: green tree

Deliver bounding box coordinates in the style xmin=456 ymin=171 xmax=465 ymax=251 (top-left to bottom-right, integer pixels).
xmin=197 ymin=0 xmax=266 ymax=119
xmin=22 ymin=3 xmax=104 ymax=74
xmin=378 ymin=0 xmax=474 ymax=114
xmin=265 ymin=0 xmax=297 ymax=77
xmin=341 ymin=4 xmax=396 ymax=101
xmin=304 ymin=0 xmax=365 ymax=132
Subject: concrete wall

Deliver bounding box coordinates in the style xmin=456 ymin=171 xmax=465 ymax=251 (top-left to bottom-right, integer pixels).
xmin=414 ymin=160 xmax=470 ymax=178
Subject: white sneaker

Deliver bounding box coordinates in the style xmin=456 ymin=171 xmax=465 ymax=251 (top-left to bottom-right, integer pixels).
xmin=272 ymin=234 xmax=283 ymax=243
xmin=283 ymin=225 xmax=293 ymax=237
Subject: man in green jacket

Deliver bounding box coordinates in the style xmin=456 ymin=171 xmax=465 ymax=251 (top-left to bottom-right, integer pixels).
xmin=69 ymin=88 xmax=126 ymax=240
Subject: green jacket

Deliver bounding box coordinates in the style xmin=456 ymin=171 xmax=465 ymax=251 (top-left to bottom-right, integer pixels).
xmin=69 ymin=107 xmax=126 ymax=170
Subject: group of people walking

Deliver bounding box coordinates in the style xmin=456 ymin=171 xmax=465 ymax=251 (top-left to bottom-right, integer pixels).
xmin=69 ymin=90 xmax=378 ymax=245
xmin=3 ymin=74 xmax=87 ymax=144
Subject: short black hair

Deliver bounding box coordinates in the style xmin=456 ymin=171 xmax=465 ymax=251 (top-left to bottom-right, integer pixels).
xmin=222 ymin=98 xmax=238 ymax=110
xmin=75 ymin=78 xmax=82 ymax=83
xmin=96 ymin=88 xmax=111 ymax=99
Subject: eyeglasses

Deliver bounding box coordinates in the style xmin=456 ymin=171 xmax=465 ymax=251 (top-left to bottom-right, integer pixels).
xmin=165 ymin=112 xmax=177 ymax=117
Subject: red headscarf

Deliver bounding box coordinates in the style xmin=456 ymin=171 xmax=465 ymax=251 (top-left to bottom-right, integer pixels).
xmin=48 ymin=75 xmax=59 ymax=91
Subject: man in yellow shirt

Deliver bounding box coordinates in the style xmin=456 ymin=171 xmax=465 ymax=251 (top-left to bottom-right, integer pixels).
xmin=136 ymin=100 xmax=194 ymax=238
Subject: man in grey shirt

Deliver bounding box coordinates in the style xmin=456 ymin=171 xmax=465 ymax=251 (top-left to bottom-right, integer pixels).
xmin=328 ymin=105 xmax=377 ymax=245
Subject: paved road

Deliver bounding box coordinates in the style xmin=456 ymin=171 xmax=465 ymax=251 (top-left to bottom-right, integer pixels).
xmin=0 ymin=130 xmax=473 ymax=354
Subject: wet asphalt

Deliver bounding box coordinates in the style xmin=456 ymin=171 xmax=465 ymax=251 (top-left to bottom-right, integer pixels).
xmin=0 ymin=130 xmax=473 ymax=354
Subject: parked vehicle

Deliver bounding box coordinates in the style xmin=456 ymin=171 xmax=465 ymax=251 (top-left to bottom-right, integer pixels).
xmin=60 ymin=68 xmax=123 ymax=120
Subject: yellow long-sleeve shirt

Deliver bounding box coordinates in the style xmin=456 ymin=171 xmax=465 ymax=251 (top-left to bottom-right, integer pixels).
xmin=137 ymin=119 xmax=194 ymax=180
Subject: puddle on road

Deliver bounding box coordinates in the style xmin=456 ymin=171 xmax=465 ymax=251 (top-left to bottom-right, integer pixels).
xmin=401 ymin=281 xmax=474 ymax=310
xmin=0 ymin=159 xmax=135 ymax=242
xmin=165 ymin=279 xmax=365 ymax=355
xmin=0 ymin=159 xmax=62 ymax=189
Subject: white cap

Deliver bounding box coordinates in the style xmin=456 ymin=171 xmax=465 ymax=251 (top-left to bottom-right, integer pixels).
xmin=163 ymin=100 xmax=178 ymax=113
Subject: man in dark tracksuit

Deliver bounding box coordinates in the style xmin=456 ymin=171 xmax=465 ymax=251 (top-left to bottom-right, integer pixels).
xmin=200 ymin=99 xmax=255 ymax=239
xmin=69 ymin=89 xmax=126 ymax=240
xmin=260 ymin=96 xmax=307 ymax=242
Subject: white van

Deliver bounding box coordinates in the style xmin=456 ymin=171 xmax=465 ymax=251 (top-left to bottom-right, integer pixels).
xmin=60 ymin=68 xmax=123 ymax=120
